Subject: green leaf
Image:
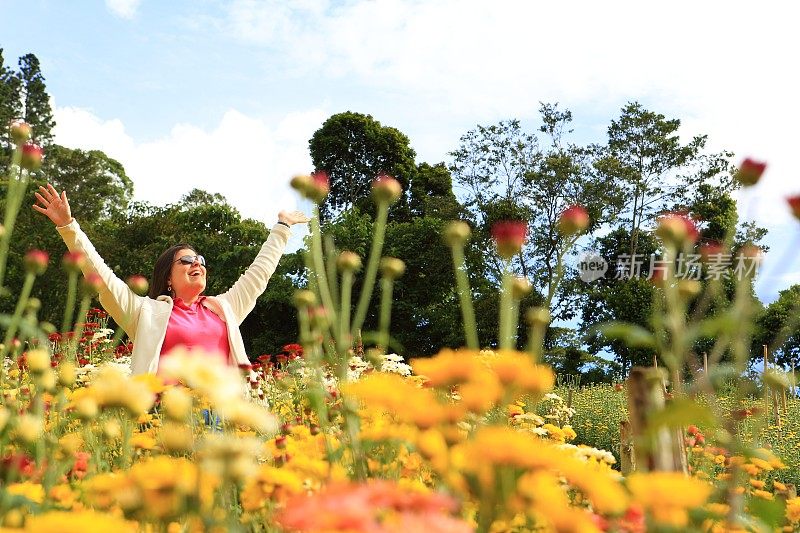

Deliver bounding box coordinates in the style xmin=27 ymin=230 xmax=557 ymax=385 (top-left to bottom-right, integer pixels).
xmin=596 ymin=322 xmax=656 ymax=349
xmin=647 ymin=398 xmax=717 ymax=430
xmin=746 ymin=495 xmax=786 ymax=528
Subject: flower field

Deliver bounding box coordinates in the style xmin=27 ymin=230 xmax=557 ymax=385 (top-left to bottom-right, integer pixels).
xmin=3 ymin=127 xmax=800 ymax=532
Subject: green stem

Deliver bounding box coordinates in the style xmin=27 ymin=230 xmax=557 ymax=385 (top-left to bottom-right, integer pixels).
xmin=69 ymin=296 xmax=92 ymax=363
xmin=378 ymin=277 xmax=393 ymax=353
xmin=339 ymin=270 xmax=353 ymax=353
xmin=499 ymin=265 xmax=513 ymax=350
xmin=351 ymin=201 xmax=389 ymax=336
xmin=451 ymin=243 xmax=479 ymax=350
xmin=0 ymin=273 xmax=36 ymax=369
xmin=0 ymin=151 xmax=24 ymax=291
xmin=309 ymin=208 xmax=339 ymax=334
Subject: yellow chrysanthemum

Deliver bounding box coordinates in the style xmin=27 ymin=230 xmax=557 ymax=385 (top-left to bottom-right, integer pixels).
xmin=628 ymin=472 xmax=712 ymax=527
xmin=24 ymin=510 xmax=137 ymax=533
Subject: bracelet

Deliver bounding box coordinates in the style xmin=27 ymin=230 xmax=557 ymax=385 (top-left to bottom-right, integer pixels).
xmin=277 ymin=221 xmax=290 ymax=228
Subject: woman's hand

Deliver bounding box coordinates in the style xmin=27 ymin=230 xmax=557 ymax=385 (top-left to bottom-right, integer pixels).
xmin=32 ymin=184 xmax=73 ymax=227
xmin=278 ymin=210 xmax=311 ymax=226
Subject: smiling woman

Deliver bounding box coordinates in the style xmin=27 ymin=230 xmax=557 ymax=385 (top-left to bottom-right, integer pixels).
xmin=33 ymin=183 xmax=310 ymax=375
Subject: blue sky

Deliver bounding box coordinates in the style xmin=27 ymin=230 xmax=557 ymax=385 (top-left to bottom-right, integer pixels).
xmin=1 ymin=0 xmax=798 ymax=303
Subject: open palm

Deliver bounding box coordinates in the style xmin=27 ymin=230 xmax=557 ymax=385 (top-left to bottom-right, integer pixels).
xmin=32 ymin=183 xmax=72 ymax=227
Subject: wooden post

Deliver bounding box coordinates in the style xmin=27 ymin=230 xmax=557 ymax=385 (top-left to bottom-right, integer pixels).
xmin=620 ymin=420 xmax=635 ymax=474
xmin=626 ymin=367 xmax=687 ymax=473
xmin=764 ymin=345 xmax=770 ymax=424
xmin=703 ymin=351 xmax=708 ymax=374
xmin=653 ymin=354 xmax=658 ymax=368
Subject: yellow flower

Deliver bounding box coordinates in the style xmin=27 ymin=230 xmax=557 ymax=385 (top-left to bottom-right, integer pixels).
xmin=25 ymin=510 xmax=137 ymax=533
xmin=411 ymin=348 xmax=484 ymax=387
xmin=786 ymin=497 xmax=800 ymax=523
xmin=240 ymin=465 xmax=304 ymax=511
xmin=6 ymin=482 xmax=44 ymax=504
xmin=753 ymin=489 xmax=773 ymax=500
xmin=131 ymin=432 xmax=157 ymax=450
xmin=49 ymin=483 xmax=79 ymax=509
xmin=749 ymin=478 xmax=766 ymax=489
xmin=774 ymin=480 xmax=788 ymax=492
xmin=628 ymin=472 xmax=712 ymax=527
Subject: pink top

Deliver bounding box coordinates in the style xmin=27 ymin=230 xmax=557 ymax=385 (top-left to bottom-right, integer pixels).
xmin=158 ymin=296 xmax=231 ymax=372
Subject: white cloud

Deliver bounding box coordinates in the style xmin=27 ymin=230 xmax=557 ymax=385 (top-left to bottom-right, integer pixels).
xmin=51 ymin=106 xmax=326 ymax=250
xmin=105 ymin=0 xmax=141 ymax=19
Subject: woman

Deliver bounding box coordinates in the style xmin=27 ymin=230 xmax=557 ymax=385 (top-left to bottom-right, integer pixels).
xmin=33 ymin=183 xmax=309 ymax=375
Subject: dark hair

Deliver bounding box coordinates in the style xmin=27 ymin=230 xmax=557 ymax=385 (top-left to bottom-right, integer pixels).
xmin=148 ymin=243 xmax=198 ymax=299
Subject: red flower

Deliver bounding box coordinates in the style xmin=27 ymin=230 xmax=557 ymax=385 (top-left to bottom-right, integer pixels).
xmin=20 ymin=143 xmax=44 ymax=170
xmin=490 ymin=220 xmax=528 ymax=259
xmin=557 ymin=205 xmax=590 ymax=236
xmin=734 ymin=157 xmax=767 ymax=186
xmin=23 ymin=249 xmax=49 ymax=275
xmin=787 ymin=195 xmax=800 ymax=220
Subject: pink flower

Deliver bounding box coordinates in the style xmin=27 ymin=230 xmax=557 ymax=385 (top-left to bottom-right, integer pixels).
xmin=24 ymin=249 xmax=49 ymax=275
xmin=557 ymin=205 xmax=590 ymax=235
xmin=490 ymin=220 xmax=527 ymax=259
xmin=787 ymin=195 xmax=800 ymax=220
xmin=655 ymin=212 xmax=699 ymax=247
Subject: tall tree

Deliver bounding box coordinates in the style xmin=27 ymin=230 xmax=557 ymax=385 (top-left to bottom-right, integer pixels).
xmin=595 ymin=101 xmax=733 ymax=259
xmin=309 ymin=112 xmax=417 ymax=221
xmin=17 ymin=53 xmax=55 ymax=146
xmin=0 ymin=48 xmax=22 ymax=159
xmin=450 ymin=104 xmax=623 ymax=320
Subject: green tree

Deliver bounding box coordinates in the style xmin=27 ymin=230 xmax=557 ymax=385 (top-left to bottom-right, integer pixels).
xmin=309 ymin=112 xmax=417 ymax=221
xmin=595 ymin=101 xmax=734 ymax=259
xmin=450 ymin=104 xmax=623 ymax=320
xmin=17 ymin=54 xmax=55 ymax=146
xmin=753 ymin=285 xmax=800 ymax=369
xmin=0 ymin=48 xmax=22 ymax=156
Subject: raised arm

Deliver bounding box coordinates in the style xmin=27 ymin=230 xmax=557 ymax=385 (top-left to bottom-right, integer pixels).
xmin=218 ymin=210 xmax=309 ymax=323
xmin=33 ymin=184 xmax=143 ymax=336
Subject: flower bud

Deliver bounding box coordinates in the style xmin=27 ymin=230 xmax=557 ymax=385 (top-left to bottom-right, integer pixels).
xmin=290 ymin=174 xmax=312 ymax=194
xmin=655 ymin=212 xmax=699 ymax=247
xmin=371 ymin=174 xmax=403 ymax=204
xmin=126 ymin=274 xmax=149 ymax=296
xmin=379 ymin=257 xmax=406 ymax=280
xmin=337 ymin=251 xmax=362 ymax=272
xmin=36 ymin=368 xmax=57 ymax=392
xmin=20 ymin=143 xmax=44 ymax=170
xmin=734 ymin=158 xmax=767 ymax=187
xmin=557 ymin=205 xmax=590 ymax=236
xmin=58 ymin=361 xmax=77 ymax=387
xmin=525 ymin=307 xmax=551 ymax=327
xmin=308 ymin=306 xmax=329 ymax=330
xmin=304 ymin=171 xmax=330 ymax=203
xmin=490 ymin=220 xmax=527 ymax=260
xmin=24 ymin=249 xmax=49 ymax=275
xmin=511 ymin=277 xmax=533 ymax=299
xmin=25 ymin=297 xmax=41 ymax=313
xmin=787 ymin=195 xmax=800 ymax=220
xmin=62 ymin=251 xmax=86 ymax=273
xmin=677 ymin=280 xmax=702 ymax=299
xmin=160 ymin=422 xmax=194 ymax=453
xmin=293 ymin=290 xmax=316 ymax=309
xmin=699 ymin=241 xmax=726 ymax=263
xmin=9 ymin=120 xmax=32 ymax=144
xmin=81 ymin=272 xmax=104 ymax=296
xmin=443 ymin=221 xmax=471 ymax=247
xmin=25 ymin=349 xmax=51 ymax=374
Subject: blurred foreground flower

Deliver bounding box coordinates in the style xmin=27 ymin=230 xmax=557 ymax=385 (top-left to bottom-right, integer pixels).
xmin=557 ymin=205 xmax=589 ymax=236
xmin=734 ymin=157 xmax=767 ymax=186
xmin=490 ymin=220 xmax=527 ymax=259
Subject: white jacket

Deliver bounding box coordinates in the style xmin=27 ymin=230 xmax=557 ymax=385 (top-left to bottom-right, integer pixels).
xmin=57 ymin=219 xmax=291 ymax=375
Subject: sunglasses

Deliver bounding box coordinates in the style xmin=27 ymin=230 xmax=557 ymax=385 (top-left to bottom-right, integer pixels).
xmin=174 ymin=255 xmax=206 ymax=266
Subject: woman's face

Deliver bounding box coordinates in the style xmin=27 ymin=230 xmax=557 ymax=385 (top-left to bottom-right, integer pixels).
xmin=169 ymin=247 xmax=207 ymax=298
